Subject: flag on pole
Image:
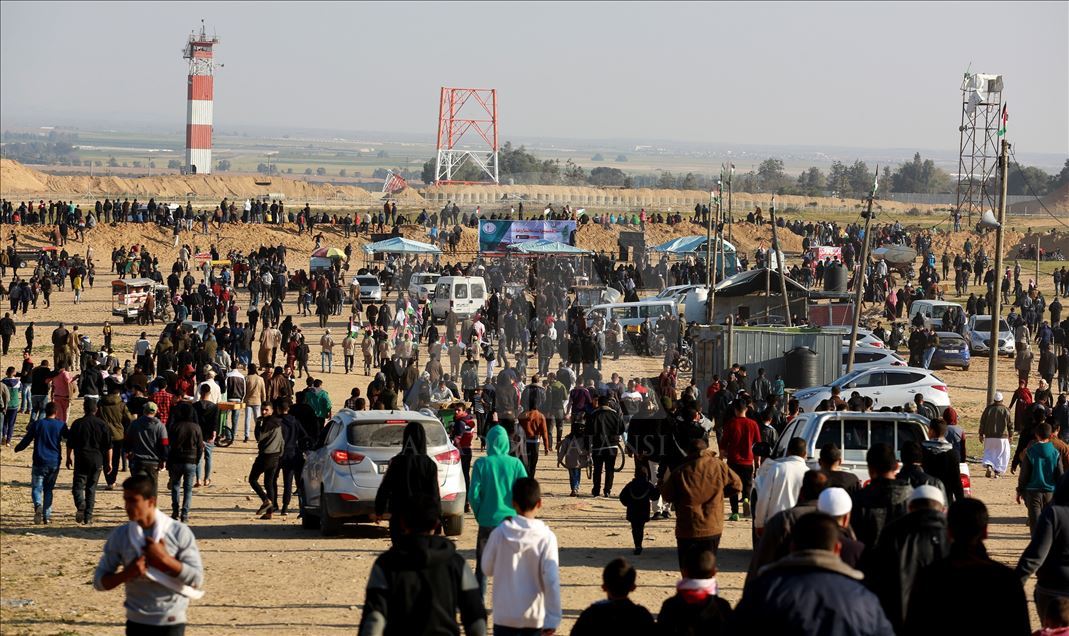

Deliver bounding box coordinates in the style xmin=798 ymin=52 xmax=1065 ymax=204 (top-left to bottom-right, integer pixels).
xmin=381 ymin=171 xmax=408 ymax=194
xmin=871 ymin=164 xmax=880 ymax=197
xmin=997 ymin=104 xmax=1008 ymax=137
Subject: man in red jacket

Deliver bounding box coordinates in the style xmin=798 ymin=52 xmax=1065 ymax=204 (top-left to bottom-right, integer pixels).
xmin=720 ymin=397 xmax=760 ymax=521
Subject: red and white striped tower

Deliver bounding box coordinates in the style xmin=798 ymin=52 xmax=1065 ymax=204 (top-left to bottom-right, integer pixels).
xmin=183 ymin=22 xmax=219 ymax=175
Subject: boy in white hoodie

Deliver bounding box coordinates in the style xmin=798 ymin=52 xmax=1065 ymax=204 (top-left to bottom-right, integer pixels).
xmin=481 ymin=477 xmax=561 ymax=635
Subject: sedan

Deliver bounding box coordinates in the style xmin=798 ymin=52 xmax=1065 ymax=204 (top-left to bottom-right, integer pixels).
xmin=965 ymin=315 xmax=1014 ymax=356
xmin=931 ymin=332 xmax=971 ymax=370
xmin=793 ymin=366 xmax=951 ymax=414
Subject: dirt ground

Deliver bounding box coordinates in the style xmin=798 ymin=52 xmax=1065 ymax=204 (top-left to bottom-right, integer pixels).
xmin=0 ymin=219 xmax=1060 ymax=634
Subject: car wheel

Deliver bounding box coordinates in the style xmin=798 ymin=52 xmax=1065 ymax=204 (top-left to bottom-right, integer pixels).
xmin=301 ymin=508 xmax=320 ymax=529
xmin=962 ymin=365 xmax=969 ymax=372
xmin=320 ymin=489 xmax=341 ymax=536
xmin=442 ymin=514 xmax=464 ymax=537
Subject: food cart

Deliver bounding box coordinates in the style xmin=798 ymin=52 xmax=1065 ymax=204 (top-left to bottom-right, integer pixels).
xmin=111 ymin=278 xmax=157 ymax=322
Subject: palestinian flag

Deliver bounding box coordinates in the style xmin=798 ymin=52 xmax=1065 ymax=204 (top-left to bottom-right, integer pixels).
xmin=997 ymin=104 xmax=1008 ymax=137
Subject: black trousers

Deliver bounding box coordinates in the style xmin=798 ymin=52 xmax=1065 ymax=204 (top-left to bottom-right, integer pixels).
xmin=280 ymin=455 xmax=304 ymax=512
xmin=249 ymin=453 xmax=281 ymax=510
xmin=727 ymin=462 xmax=754 ymax=514
xmin=72 ymin=463 xmax=103 ymax=518
xmin=592 ymin=447 xmax=618 ymax=495
xmin=525 ymin=440 xmax=541 ymax=478
xmin=630 ymin=520 xmax=646 ymax=549
xmin=105 ymin=440 xmax=123 ymax=486
xmin=126 ymin=621 xmax=185 ymax=636
xmin=675 ymin=534 xmax=721 ymax=572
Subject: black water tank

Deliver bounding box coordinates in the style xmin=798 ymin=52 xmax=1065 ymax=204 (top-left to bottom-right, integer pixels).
xmin=824 ymin=263 xmax=847 ymax=292
xmin=784 ymin=346 xmax=820 ymax=389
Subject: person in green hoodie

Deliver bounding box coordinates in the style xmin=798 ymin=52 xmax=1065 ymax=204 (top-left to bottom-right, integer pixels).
xmin=469 ymin=424 xmax=527 ymax=599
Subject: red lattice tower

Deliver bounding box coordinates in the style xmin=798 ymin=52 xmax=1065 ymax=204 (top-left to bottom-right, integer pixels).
xmin=434 ymin=87 xmax=499 ymax=184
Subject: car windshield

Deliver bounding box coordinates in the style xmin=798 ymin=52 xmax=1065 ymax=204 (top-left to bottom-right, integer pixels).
xmin=829 ymin=369 xmax=865 ymax=388
xmin=347 ymin=420 xmax=448 ymax=449
xmin=357 ymin=276 xmax=378 ymax=287
xmin=973 ymin=318 xmax=1009 ymax=332
xmin=931 ymin=305 xmax=952 ymax=319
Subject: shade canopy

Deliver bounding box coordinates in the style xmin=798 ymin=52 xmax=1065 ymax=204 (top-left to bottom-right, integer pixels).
xmin=311 ymin=246 xmax=346 ymax=259
xmin=650 ymin=235 xmax=736 ymax=254
xmin=362 ymin=237 xmax=442 ymax=255
xmin=712 ymin=268 xmax=808 ymax=297
xmin=506 ymin=239 xmax=592 ymax=255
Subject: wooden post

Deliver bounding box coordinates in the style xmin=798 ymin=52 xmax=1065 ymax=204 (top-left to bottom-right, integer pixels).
xmin=987 ymin=139 xmax=1010 ymax=405
xmin=846 ymin=167 xmax=878 ymax=373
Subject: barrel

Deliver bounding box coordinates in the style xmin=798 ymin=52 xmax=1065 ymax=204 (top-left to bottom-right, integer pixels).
xmin=824 ymin=263 xmax=847 ymax=292
xmin=784 ymin=346 xmax=820 ymax=389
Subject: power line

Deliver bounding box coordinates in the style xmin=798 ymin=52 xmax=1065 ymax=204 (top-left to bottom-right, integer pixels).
xmin=1008 ymin=146 xmax=1069 ymax=230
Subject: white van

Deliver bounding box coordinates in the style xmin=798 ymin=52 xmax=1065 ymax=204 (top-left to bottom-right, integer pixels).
xmin=586 ymin=300 xmax=676 ymax=332
xmin=908 ymin=300 xmax=962 ymax=329
xmin=431 ymin=276 xmax=487 ymax=320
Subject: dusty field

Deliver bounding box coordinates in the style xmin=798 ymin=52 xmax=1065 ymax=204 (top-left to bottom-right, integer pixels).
xmin=0 ymin=219 xmax=1059 ymax=634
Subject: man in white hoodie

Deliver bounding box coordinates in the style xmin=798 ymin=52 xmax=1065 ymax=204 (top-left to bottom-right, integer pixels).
xmin=481 ymin=477 xmax=561 ymax=635
xmin=753 ymin=437 xmax=810 ymax=541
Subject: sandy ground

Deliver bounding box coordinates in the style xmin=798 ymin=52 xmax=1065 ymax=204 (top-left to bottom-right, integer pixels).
xmin=0 ymin=220 xmax=1058 ymax=634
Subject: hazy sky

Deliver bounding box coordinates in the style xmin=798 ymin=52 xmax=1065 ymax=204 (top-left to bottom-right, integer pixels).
xmin=2 ymin=1 xmax=1066 ymax=154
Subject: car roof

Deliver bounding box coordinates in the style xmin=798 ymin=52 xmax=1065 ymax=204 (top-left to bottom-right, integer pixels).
xmin=936 ymin=331 xmax=965 ymax=338
xmin=797 ymin=411 xmax=931 ymax=424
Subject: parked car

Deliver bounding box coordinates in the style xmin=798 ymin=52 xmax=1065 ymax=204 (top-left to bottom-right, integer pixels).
xmin=842 ymin=346 xmax=905 ymax=373
xmin=350 ymin=275 xmax=383 ymax=302
xmin=765 ymin=410 xmax=971 ymax=495
xmin=793 ymin=366 xmax=951 ymax=414
xmin=907 ymin=299 xmax=963 ymax=330
xmin=931 ymin=331 xmax=971 ymax=370
xmin=965 ymin=314 xmax=1014 ymax=356
xmin=300 ymin=409 xmax=466 ymax=537
xmin=408 ymin=272 xmax=441 ymax=302
xmin=161 ymin=320 xmax=210 ymax=341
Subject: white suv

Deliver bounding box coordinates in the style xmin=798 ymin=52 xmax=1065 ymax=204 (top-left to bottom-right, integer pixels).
xmin=300 ymin=409 xmax=466 ymax=536
xmin=841 ymin=346 xmax=905 ymax=373
xmin=793 ymin=366 xmax=950 ymax=414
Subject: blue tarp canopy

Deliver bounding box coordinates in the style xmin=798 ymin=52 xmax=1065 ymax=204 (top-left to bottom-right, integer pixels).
xmin=506 ymin=239 xmax=592 ymax=255
xmin=362 ymin=237 xmax=442 ymax=255
xmin=650 ymin=235 xmax=736 ymax=254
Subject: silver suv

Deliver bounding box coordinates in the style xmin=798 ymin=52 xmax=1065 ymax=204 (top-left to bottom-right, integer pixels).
xmin=300 ymin=409 xmax=467 ymax=536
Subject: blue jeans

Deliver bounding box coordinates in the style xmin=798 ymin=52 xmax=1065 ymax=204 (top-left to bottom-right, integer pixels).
xmin=244 ymin=405 xmax=261 ymax=441
xmin=321 ymin=351 xmax=333 ymax=373
xmin=196 ymin=443 xmax=214 ymax=482
xmin=3 ymin=408 xmax=16 ymax=441
xmin=31 ymin=464 xmax=60 ymax=519
xmin=569 ymin=468 xmax=581 ymax=492
xmin=923 ymin=346 xmax=936 ymax=369
xmin=30 ymin=395 xmax=48 ymax=426
xmin=19 ymin=384 xmax=31 ymax=412
xmin=168 ymin=463 xmax=197 ymax=518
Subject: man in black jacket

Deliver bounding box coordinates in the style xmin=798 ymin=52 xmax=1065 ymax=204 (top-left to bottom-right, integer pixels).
xmin=922 ymin=418 xmax=965 ymax=504
xmin=192 ymin=384 xmax=219 ymax=487
xmin=852 ymin=443 xmax=912 ymax=548
xmin=358 ymin=494 xmax=486 ymax=636
xmin=905 ymin=498 xmax=1029 ymax=635
xmin=66 ymin=398 xmax=112 ymax=525
xmin=864 ymin=485 xmax=949 ymax=632
xmin=588 ymin=395 xmax=623 ymax=498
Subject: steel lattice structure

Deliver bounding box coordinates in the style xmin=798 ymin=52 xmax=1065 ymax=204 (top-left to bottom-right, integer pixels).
xmin=434 ymin=87 xmax=499 ymax=184
xmin=955 ymin=72 xmax=1003 ymax=225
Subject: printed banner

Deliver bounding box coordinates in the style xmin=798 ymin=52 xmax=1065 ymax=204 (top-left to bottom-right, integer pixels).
xmin=478 ymin=220 xmax=577 ymax=252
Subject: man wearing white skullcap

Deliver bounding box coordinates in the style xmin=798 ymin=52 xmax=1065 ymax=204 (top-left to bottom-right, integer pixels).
xmin=979 ymin=392 xmax=1012 ymax=478
xmin=816 ymin=487 xmax=864 ymax=567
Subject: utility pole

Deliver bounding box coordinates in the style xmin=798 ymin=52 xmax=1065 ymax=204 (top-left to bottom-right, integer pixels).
xmin=769 ymin=200 xmax=793 ymax=326
xmin=1035 ymin=235 xmax=1041 ymax=283
xmin=765 ymin=198 xmax=773 ymax=321
xmin=846 ymin=166 xmax=878 ymax=373
xmin=706 ymin=186 xmax=715 ymax=324
xmin=987 ymin=139 xmax=1010 ymax=404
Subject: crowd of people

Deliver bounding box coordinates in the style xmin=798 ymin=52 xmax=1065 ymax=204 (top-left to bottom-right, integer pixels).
xmin=2 ymin=202 xmax=1069 ymax=635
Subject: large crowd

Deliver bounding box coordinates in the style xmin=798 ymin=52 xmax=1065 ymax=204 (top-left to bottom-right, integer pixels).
xmin=1 ymin=203 xmax=1068 ymax=636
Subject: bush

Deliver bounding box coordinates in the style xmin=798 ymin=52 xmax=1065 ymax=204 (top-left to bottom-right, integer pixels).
xmin=907 ymin=207 xmax=922 ymax=216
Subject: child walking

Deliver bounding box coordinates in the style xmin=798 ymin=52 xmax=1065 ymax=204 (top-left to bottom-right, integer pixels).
xmin=656 ymin=547 xmax=733 ymax=634
xmin=619 ymin=464 xmax=659 ymax=555
xmin=480 ymin=477 xmax=561 ymax=635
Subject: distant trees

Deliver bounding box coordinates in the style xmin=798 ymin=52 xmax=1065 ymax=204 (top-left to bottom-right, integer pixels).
xmin=615 ymin=154 xmax=628 ymax=162
xmin=889 ymin=153 xmax=951 ymax=194
xmin=215 ymin=159 xmax=231 ymax=172
xmin=796 ymin=167 xmax=825 ymax=196
xmin=339 ymin=168 xmax=348 ymax=177
xmin=0 ymin=130 xmax=79 ymax=165
xmin=304 ymin=168 xmax=313 ymax=175
xmin=168 ymin=159 xmax=182 ymax=170
xmin=372 ymin=168 xmax=390 ymax=179
xmin=315 ymin=167 xmax=327 ymax=176
xmin=108 ymin=156 xmax=119 ymax=167
xmin=256 ymin=163 xmax=278 ymax=175
xmin=588 ymin=166 xmax=627 ymax=186
xmin=1007 ymin=164 xmax=1052 ymax=196
xmin=591 ymin=153 xmax=604 ymax=161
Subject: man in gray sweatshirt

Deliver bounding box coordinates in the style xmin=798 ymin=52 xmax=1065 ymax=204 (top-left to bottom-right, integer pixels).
xmin=94 ymin=474 xmax=204 ymax=633
xmin=125 ymin=402 xmax=169 ymax=488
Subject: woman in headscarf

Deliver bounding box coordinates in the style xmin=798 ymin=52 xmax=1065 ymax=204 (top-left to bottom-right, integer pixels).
xmin=373 ymin=421 xmax=439 ymax=542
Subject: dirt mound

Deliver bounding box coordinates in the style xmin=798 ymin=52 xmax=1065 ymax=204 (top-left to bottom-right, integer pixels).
xmin=0 ymin=159 xmax=394 ymax=205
